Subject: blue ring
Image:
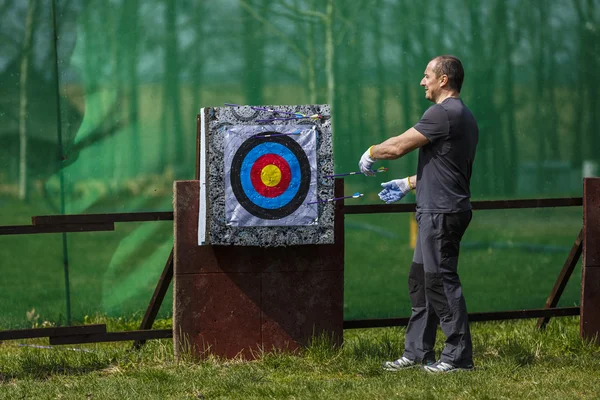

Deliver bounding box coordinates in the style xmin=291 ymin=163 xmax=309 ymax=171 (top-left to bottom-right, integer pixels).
xmin=239 ymin=143 xmax=301 ymax=209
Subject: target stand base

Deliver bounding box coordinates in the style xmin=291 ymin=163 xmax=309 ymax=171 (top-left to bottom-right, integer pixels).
xmin=173 ymin=180 xmax=344 ymax=359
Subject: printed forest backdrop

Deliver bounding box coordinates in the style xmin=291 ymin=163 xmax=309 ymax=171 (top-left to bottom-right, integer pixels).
xmin=0 ymin=0 xmax=598 ymax=328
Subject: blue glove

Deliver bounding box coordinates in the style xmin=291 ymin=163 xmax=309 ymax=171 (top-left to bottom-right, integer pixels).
xmin=378 ymin=178 xmax=412 ymax=204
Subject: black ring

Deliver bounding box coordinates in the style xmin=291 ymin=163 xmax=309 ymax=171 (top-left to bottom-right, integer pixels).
xmin=230 ymin=134 xmax=311 ymax=219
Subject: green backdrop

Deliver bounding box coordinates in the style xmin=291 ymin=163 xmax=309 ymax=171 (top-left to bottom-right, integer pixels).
xmin=1 ymin=0 xmax=597 ymax=328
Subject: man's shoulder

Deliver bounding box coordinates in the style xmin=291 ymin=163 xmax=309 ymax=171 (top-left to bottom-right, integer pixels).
xmin=440 ymin=97 xmax=466 ymax=111
xmin=442 ymin=98 xmax=477 ymax=122
xmin=421 ymin=103 xmax=448 ymax=120
xmin=426 ymin=102 xmax=447 ymax=112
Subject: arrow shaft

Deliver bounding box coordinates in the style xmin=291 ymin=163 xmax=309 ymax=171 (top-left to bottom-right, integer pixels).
xmin=307 ymin=195 xmax=359 ymax=205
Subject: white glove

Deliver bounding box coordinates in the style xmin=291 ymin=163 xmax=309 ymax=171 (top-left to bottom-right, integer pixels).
xmin=359 ymin=146 xmax=376 ymax=176
xmin=378 ymin=178 xmax=412 ymax=204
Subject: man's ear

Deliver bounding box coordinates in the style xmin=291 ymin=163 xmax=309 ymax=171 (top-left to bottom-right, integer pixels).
xmin=440 ymin=74 xmax=449 ymax=87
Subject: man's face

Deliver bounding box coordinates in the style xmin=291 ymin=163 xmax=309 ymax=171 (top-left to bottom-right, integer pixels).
xmin=420 ymin=61 xmax=444 ymax=102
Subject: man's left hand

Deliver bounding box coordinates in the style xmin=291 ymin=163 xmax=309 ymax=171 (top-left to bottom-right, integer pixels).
xmin=378 ymin=178 xmax=412 ymax=203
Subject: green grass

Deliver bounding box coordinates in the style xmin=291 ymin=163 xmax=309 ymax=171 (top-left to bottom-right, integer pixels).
xmin=1 ymin=316 xmax=599 ymax=399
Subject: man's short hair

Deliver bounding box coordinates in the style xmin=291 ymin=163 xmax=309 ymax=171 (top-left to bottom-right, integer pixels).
xmin=431 ymin=55 xmax=464 ymax=93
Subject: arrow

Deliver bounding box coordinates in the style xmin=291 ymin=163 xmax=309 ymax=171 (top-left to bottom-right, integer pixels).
xmin=253 ymin=126 xmax=316 ymax=138
xmin=253 ymin=130 xmax=301 ymax=138
xmin=323 ymin=166 xmax=388 ymax=178
xmin=307 ymin=192 xmax=363 ymax=205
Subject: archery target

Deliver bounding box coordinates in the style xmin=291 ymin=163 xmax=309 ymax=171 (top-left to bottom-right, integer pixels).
xmin=225 ymin=125 xmax=318 ymax=226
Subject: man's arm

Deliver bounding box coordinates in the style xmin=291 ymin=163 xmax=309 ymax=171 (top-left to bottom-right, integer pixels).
xmin=358 ymin=127 xmax=429 ymax=176
xmin=371 ymin=127 xmax=430 ymax=160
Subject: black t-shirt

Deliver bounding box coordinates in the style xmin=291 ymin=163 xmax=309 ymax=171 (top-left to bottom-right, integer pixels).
xmin=413 ymin=97 xmax=479 ymax=213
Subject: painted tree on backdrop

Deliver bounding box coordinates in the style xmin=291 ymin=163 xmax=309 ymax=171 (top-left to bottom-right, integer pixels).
xmin=498 ymin=0 xmax=520 ymax=196
xmin=242 ymin=0 xmax=269 ymax=105
xmin=73 ymin=1 xmax=128 ymax=201
xmin=335 ymin=1 xmax=368 ymax=162
xmin=397 ymin=0 xmax=434 ymax=178
xmin=238 ymin=0 xmax=336 ymax=104
xmin=369 ymin=5 xmax=388 ymax=145
xmin=190 ymin=1 xmax=205 ymax=124
xmin=526 ymin=3 xmax=561 ymax=193
xmin=463 ymin=0 xmax=505 ymax=196
xmin=18 ymin=0 xmax=36 ymax=200
xmin=0 ymin=1 xmax=106 ymax=206
xmin=160 ymin=0 xmax=185 ymax=171
xmin=573 ymin=0 xmax=600 ymax=167
xmin=119 ymin=0 xmax=141 ymax=176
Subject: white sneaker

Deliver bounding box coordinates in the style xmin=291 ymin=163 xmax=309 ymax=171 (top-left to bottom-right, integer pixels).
xmin=382 ymin=357 xmax=418 ymax=371
xmin=423 ymin=361 xmax=474 ymax=373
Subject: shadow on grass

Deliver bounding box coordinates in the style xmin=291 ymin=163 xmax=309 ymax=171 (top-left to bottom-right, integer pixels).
xmin=0 ymin=345 xmax=116 ymax=380
xmin=499 ymin=340 xmax=536 ymax=367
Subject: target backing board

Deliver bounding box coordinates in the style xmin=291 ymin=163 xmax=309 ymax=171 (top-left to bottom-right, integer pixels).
xmin=197 ymin=104 xmax=334 ymax=247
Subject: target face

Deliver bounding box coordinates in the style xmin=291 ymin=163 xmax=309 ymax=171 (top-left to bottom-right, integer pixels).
xmin=225 ymin=125 xmax=318 ymax=226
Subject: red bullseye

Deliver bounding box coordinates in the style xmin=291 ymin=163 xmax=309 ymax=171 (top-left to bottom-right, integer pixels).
xmin=250 ymin=154 xmax=292 ymax=198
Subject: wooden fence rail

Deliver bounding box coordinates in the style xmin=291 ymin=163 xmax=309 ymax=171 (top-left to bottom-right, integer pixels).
xmin=0 ymin=196 xmax=584 ymax=344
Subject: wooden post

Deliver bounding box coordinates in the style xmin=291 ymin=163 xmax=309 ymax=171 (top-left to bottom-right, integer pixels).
xmin=172 ymin=180 xmax=344 ymax=360
xmin=581 ymin=178 xmax=600 ymax=342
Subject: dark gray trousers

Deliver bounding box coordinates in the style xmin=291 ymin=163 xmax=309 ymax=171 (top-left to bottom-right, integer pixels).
xmin=402 ymin=211 xmax=473 ymax=367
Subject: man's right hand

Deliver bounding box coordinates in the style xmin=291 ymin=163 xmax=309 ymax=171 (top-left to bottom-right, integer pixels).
xmin=359 ymin=146 xmax=376 ymax=176
xmin=378 ymin=178 xmax=412 ymax=203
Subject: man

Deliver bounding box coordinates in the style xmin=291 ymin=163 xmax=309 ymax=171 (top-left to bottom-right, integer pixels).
xmin=358 ymin=55 xmax=478 ymax=373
